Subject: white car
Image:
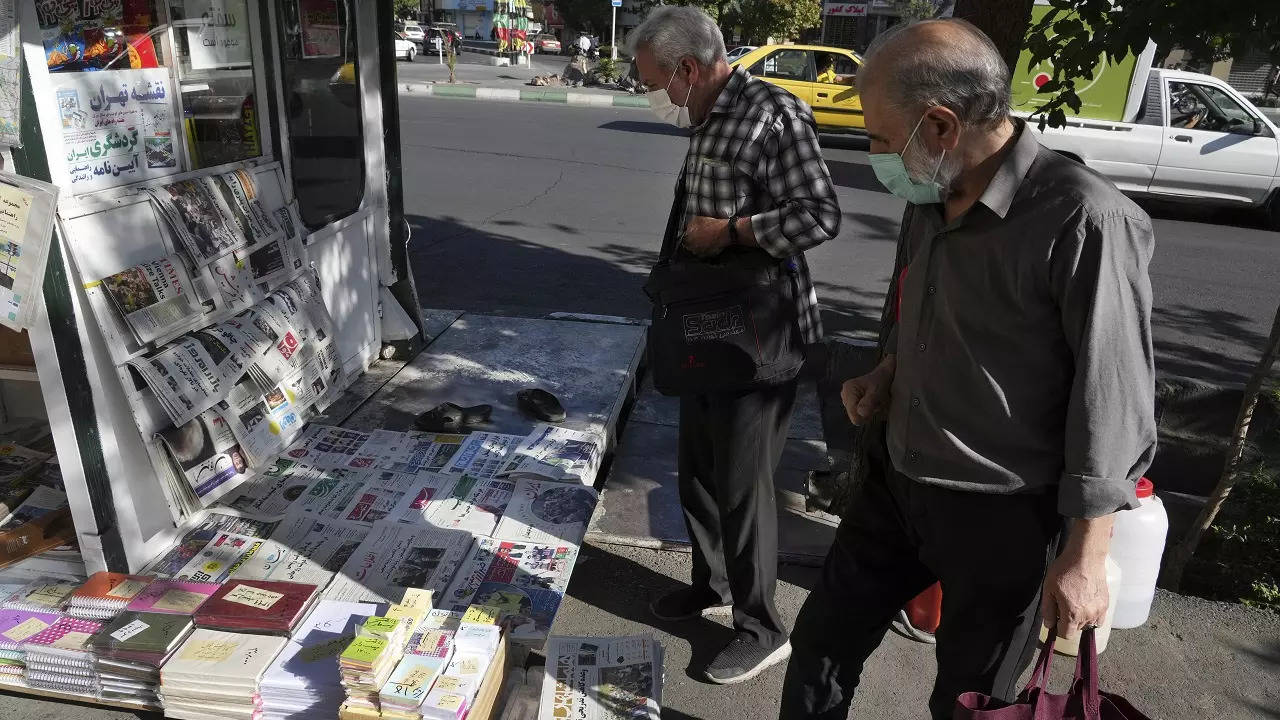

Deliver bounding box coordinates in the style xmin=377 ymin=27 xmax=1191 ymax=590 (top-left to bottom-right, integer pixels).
xmin=726 ymin=45 xmax=757 ymax=62
xmin=394 ymin=35 xmax=416 ymax=62
xmin=397 ymin=21 xmax=426 ymax=48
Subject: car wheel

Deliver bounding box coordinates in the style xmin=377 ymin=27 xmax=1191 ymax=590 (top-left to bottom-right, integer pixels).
xmin=408 ymin=46 xmax=416 ymax=62
xmin=1268 ymin=190 xmax=1280 ymax=231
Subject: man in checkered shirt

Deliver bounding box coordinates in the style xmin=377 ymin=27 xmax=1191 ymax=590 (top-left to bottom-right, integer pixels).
xmin=630 ymin=6 xmax=840 ymax=685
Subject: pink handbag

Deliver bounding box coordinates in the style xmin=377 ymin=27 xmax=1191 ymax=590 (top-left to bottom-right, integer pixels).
xmin=953 ymin=628 xmax=1152 ymax=720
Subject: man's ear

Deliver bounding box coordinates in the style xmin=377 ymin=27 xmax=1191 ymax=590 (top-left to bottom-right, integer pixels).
xmin=681 ymin=56 xmax=699 ymax=86
xmin=923 ymin=106 xmax=962 ymax=153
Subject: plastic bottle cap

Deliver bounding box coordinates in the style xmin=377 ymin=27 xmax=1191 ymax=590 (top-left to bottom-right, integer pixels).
xmin=1136 ymin=477 xmax=1154 ymax=499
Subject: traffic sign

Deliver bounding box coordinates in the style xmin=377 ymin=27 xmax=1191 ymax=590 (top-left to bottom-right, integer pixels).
xmin=611 ymin=0 xmax=622 ymax=6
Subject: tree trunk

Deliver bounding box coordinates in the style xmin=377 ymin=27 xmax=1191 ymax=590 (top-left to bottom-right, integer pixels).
xmin=1163 ymin=301 xmax=1280 ymax=590
xmin=952 ymin=0 xmax=1035 ymax=73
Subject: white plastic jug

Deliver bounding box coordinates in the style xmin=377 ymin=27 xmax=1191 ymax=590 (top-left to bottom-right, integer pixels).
xmin=1110 ymin=477 xmax=1169 ymax=629
xmin=1040 ymin=554 xmax=1121 ymax=656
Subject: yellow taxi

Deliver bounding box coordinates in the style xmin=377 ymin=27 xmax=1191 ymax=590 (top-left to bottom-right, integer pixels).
xmin=731 ymin=44 xmax=865 ymax=130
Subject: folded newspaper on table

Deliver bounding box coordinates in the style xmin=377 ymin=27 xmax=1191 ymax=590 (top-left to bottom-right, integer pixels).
xmin=99 ymin=254 xmax=205 ymax=345
xmin=231 ymin=515 xmax=371 ymax=587
xmin=381 ymin=472 xmax=460 ymax=526
xmin=216 ymin=457 xmax=325 ymax=520
xmin=493 ymin=479 xmax=598 ymax=547
xmin=445 ymin=432 xmax=524 ymax=480
xmin=325 ymin=521 xmax=474 ymax=604
xmin=539 ymin=635 xmax=663 ymax=720
xmin=425 ymin=475 xmax=516 ymax=538
xmin=498 ymin=425 xmax=604 ymax=485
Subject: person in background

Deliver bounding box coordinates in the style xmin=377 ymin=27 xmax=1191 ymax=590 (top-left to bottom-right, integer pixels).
xmin=779 ymin=18 xmax=1156 ymax=720
xmin=629 ymin=5 xmax=840 ymax=686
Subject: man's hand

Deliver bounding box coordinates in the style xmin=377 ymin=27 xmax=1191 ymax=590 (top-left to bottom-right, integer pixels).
xmin=682 ymin=216 xmax=731 ymax=258
xmin=1042 ymin=515 xmax=1115 ymax=640
xmin=841 ymin=355 xmax=895 ymax=426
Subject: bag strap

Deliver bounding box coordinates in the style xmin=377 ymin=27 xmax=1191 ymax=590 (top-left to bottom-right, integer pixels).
xmin=1019 ymin=633 xmax=1057 ymax=701
xmin=1072 ymin=627 xmax=1103 ymax=719
xmin=657 ymin=160 xmax=690 ymax=264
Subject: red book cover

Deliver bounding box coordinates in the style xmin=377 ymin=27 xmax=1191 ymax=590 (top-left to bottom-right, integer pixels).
xmin=193 ymin=580 xmax=320 ymax=635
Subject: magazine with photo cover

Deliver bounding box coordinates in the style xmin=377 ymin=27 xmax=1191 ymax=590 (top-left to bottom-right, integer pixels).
xmin=148 ymin=178 xmax=243 ymax=267
xmin=440 ymin=539 xmax=579 ymax=614
xmin=493 ymin=479 xmax=598 ymax=547
xmin=325 ymin=522 xmax=473 ymax=604
xmin=498 ymin=425 xmax=604 ymax=486
xmin=216 ymin=458 xmax=322 ymax=520
xmin=99 ymin=254 xmax=203 ymax=346
xmin=143 ymin=512 xmax=276 ymax=579
xmin=426 ymin=475 xmax=516 ymax=538
xmin=162 ymin=531 xmax=263 ymax=584
xmin=382 ymin=472 xmax=460 ymax=527
xmin=157 ymin=405 xmax=254 ymax=508
xmin=231 ymin=515 xmax=370 ymax=587
xmin=210 ymin=169 xmax=281 ymax=247
xmin=445 ymin=432 xmax=524 ymax=480
xmin=539 ymin=635 xmax=663 ymax=720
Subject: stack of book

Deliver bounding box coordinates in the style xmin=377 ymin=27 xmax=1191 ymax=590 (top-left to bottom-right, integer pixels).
xmin=258 ymin=600 xmax=382 ymax=720
xmin=0 ymin=608 xmax=60 ymax=682
xmin=21 ymin=616 xmax=103 ymax=696
xmin=195 ymin=580 xmax=321 ymax=635
xmin=89 ymin=611 xmax=194 ymax=706
xmin=2 ymin=578 xmax=79 ymax=613
xmin=339 ymin=615 xmax=408 ymax=715
xmin=160 ymin=628 xmax=288 ymax=720
xmin=66 ymin=572 xmax=153 ymax=620
xmin=378 ymin=620 xmax=458 ymax=719
xmin=126 ymin=579 xmax=220 ymax=615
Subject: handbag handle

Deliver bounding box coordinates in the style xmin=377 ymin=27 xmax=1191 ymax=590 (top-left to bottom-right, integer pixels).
xmin=1071 ymin=627 xmax=1103 ymax=719
xmin=1014 ymin=631 xmax=1057 ymax=712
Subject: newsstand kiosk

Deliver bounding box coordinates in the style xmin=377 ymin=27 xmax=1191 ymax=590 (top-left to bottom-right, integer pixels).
xmin=2 ymin=0 xmax=422 ymax=582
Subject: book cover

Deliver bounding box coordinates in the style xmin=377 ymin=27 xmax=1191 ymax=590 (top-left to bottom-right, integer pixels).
xmin=0 ymin=609 xmax=62 ymax=649
xmin=23 ymin=616 xmax=103 ymax=654
xmin=126 ymin=580 xmax=219 ymax=615
xmin=91 ymin=611 xmax=194 ymax=657
xmin=492 ymin=479 xmax=598 ymax=547
xmin=196 ymin=580 xmax=320 ymax=634
xmin=2 ymin=578 xmax=79 ymax=613
xmin=68 ymin=572 xmax=153 ymax=609
xmin=163 ymin=628 xmax=288 ymax=687
xmin=380 ymin=654 xmax=448 ymax=708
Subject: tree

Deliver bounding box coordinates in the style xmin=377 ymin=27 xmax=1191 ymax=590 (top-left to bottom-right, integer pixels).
xmin=952 ymin=0 xmax=1034 ymax=72
xmin=392 ymin=0 xmax=419 ymax=19
xmin=892 ymin=0 xmax=952 ymax=23
xmin=723 ymin=0 xmax=822 ymax=45
xmin=553 ymin=0 xmax=613 ymax=33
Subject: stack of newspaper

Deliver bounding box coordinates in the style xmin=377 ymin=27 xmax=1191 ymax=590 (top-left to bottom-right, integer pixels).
xmin=538 ymin=635 xmax=663 ymax=720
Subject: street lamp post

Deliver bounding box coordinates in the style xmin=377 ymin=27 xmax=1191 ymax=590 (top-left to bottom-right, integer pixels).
xmin=611 ymin=0 xmax=621 ymax=60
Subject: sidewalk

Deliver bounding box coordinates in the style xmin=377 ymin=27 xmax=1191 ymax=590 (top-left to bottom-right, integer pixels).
xmin=397 ymin=52 xmax=651 ymax=108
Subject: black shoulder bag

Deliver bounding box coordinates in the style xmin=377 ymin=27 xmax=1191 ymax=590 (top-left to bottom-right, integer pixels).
xmin=642 ymin=168 xmax=805 ymax=396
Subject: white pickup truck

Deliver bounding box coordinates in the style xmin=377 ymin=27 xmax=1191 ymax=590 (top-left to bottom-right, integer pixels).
xmin=1024 ymin=68 xmax=1280 ymax=228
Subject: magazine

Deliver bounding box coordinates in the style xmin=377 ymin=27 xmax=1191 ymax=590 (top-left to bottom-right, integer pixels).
xmin=231 ymin=515 xmax=370 ymax=587
xmin=209 ymin=169 xmax=281 ymax=247
xmin=325 ymin=522 xmax=474 ymax=604
xmin=498 ymin=425 xmax=604 ymax=485
xmin=148 ymin=178 xmax=243 ymax=267
xmin=426 ymin=475 xmax=516 ymax=537
xmin=493 ymin=479 xmax=598 ymax=546
xmin=143 ymin=513 xmax=276 ymax=579
xmin=163 ymin=531 xmax=263 ymax=584
xmin=382 ymin=472 xmax=460 ymax=526
xmin=0 ymin=442 xmax=52 ymax=485
xmin=99 ymin=254 xmax=202 ymax=345
xmin=440 ymin=539 xmax=579 ymax=614
xmin=539 ymin=635 xmax=663 ymax=720
xmin=445 ymin=432 xmax=524 ymax=479
xmin=157 ymin=405 xmax=253 ymax=507
xmin=0 ymin=485 xmax=67 ymax=529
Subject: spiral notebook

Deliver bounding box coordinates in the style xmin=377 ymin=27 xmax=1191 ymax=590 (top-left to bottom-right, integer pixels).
xmin=2 ymin=578 xmax=80 ymax=613
xmin=22 ymin=616 xmax=104 ymax=664
xmin=67 ymin=572 xmax=154 ymax=619
xmin=126 ymin=579 xmax=220 ymax=615
xmin=0 ymin=608 xmax=63 ymax=651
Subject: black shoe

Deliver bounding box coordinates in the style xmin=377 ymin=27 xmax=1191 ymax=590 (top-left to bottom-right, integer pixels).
xmin=704 ymin=633 xmax=792 ymax=685
xmin=649 ymin=587 xmax=732 ymax=622
xmin=517 ymin=388 xmax=566 ymax=423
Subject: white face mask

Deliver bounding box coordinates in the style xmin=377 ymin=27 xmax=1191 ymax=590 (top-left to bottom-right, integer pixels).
xmin=647 ymin=65 xmax=694 ymax=128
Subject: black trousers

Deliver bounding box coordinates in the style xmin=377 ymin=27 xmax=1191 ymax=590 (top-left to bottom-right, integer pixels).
xmin=678 ymin=379 xmax=797 ymax=651
xmin=779 ymin=445 xmax=1062 ymax=719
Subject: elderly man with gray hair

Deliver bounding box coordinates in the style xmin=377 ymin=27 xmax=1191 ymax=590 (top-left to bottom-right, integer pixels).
xmin=628 ymin=6 xmax=840 ymax=686
xmin=779 ymin=19 xmax=1156 ymax=719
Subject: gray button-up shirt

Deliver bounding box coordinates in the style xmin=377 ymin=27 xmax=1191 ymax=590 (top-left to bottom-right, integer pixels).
xmin=886 ymin=121 xmax=1157 ymax=518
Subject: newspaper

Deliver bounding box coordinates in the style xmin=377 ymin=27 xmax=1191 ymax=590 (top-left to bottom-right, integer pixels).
xmin=426 ymin=475 xmax=516 ymax=537
xmin=332 ymin=470 xmax=420 ymax=525
xmin=0 ymin=485 xmax=67 ymax=529
xmin=288 ymin=467 xmax=373 ymax=521
xmin=345 ymin=429 xmax=411 ymax=470
xmin=281 ymin=425 xmax=372 ymax=470
xmin=148 ymin=177 xmax=243 ymax=267
xmin=383 ymin=433 xmax=469 ymax=475
xmin=445 ymin=432 xmax=524 ymax=479
xmin=158 ymin=530 xmax=263 ymax=583
xmin=128 ymin=332 xmax=260 ymax=428
xmin=493 ymin=479 xmax=598 ymax=546
xmin=539 ymin=635 xmax=663 ymax=720
xmin=498 ymin=425 xmax=604 ymax=485
xmin=157 ymin=405 xmax=254 ymax=507
xmin=143 ymin=512 xmax=277 ymax=578
xmin=216 ymin=458 xmax=323 ymax=520
xmin=231 ymin=515 xmax=370 ymax=587
xmin=0 ymin=172 xmax=59 ymax=331
xmin=0 ymin=441 xmax=52 ymax=484
xmin=325 ymin=521 xmax=474 ymax=604
xmin=98 ymin=254 xmax=203 ymax=345
xmin=382 ymin=472 xmax=460 ymax=526
xmin=439 ymin=538 xmax=580 ymax=636
xmin=210 ymin=169 xmax=282 ymax=247
xmin=215 ymin=374 xmax=308 ymax=468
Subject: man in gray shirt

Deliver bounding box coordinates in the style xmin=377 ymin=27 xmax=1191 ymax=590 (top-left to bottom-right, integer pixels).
xmin=779 ymin=19 xmax=1156 ymax=719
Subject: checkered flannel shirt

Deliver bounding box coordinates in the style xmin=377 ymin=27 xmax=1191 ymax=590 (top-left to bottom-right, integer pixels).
xmin=677 ymin=66 xmax=841 ymax=344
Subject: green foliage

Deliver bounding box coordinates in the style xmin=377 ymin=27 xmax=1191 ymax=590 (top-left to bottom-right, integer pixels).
xmin=892 ymin=0 xmax=949 ymax=22
xmin=393 ymin=0 xmax=420 ymax=19
xmin=1183 ymin=460 xmax=1280 ymax=613
xmin=595 ymin=57 xmax=621 ymax=82
xmin=1024 ymin=0 xmax=1280 ymax=129
xmin=724 ymin=0 xmax=822 ymax=45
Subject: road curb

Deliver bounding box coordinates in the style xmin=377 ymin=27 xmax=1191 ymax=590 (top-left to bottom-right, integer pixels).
xmin=399 ymin=81 xmax=649 ymax=109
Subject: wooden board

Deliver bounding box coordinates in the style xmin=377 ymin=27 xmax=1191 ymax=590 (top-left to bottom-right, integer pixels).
xmin=0 ymin=678 xmax=160 ymax=713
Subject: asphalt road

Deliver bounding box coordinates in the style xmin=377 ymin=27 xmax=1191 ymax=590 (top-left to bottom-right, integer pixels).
xmin=400 ymin=95 xmax=1280 ymax=388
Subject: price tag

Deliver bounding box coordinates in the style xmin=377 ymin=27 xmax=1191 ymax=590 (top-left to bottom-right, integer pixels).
xmin=222 ymin=584 xmax=285 ymax=610
xmin=299 ymin=633 xmax=353 ymax=663
xmin=178 ymin=638 xmax=239 ymax=663
xmin=399 ymin=588 xmax=433 ymax=611
xmin=25 ymin=584 xmax=70 ymax=607
xmin=109 ymin=619 xmax=150 ymax=642
xmin=51 ymin=631 xmax=93 ymax=650
xmin=433 ymin=675 xmax=470 ymax=693
xmin=152 ymin=589 xmax=208 ymax=613
xmin=430 ymin=692 xmax=465 ymax=711
xmin=106 ymin=579 xmax=150 ymax=599
xmin=1 ymin=617 xmax=50 ymax=642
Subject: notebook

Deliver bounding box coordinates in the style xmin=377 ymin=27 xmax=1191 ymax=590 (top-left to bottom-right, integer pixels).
xmin=0 ymin=608 xmax=62 ymax=651
xmin=90 ymin=611 xmax=194 ymax=663
xmin=126 ymin=579 xmax=220 ymax=615
xmin=2 ymin=578 xmax=80 ymax=613
xmin=380 ymin=654 xmax=449 ymax=711
xmin=22 ymin=616 xmax=103 ymax=659
xmin=162 ymin=628 xmax=288 ymax=692
xmin=67 ymin=573 xmax=153 ymax=620
xmin=195 ymin=579 xmax=321 ymax=635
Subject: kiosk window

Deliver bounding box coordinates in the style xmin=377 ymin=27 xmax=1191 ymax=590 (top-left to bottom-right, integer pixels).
xmin=168 ymin=0 xmax=265 ymax=169
xmin=276 ymin=0 xmax=366 ymax=230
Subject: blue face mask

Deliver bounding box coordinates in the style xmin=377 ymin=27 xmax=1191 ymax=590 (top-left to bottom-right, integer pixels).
xmin=868 ymin=113 xmax=946 ymax=205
